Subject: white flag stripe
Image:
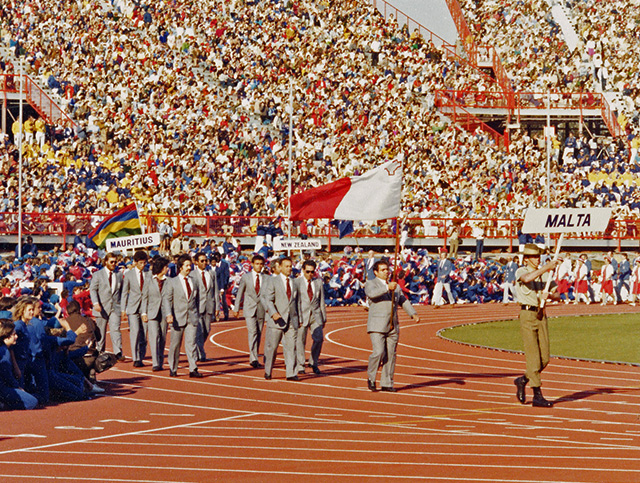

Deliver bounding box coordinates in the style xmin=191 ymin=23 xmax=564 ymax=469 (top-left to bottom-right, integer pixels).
xmin=334 ymin=161 xmax=402 ymax=221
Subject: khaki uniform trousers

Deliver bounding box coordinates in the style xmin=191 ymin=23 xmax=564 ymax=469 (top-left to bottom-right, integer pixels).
xmin=519 ymin=308 xmax=549 ymax=388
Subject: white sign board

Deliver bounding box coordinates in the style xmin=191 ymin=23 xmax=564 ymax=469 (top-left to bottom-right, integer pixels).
xmin=522 ymin=208 xmax=612 ymax=234
xmin=106 ymin=233 xmax=161 ymax=252
xmin=273 ymin=238 xmax=322 ymax=251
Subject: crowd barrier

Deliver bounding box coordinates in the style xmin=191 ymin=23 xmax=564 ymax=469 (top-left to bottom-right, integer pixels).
xmin=1 ymin=212 xmax=638 ymax=248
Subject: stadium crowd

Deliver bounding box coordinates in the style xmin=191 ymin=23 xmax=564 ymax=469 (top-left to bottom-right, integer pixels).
xmin=0 ymin=0 xmax=639 ymax=240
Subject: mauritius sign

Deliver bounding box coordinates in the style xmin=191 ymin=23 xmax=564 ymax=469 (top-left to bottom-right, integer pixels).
xmin=522 ymin=208 xmax=612 ymax=234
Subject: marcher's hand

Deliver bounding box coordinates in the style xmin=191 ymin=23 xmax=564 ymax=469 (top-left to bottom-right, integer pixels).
xmin=121 ymin=312 xmax=128 ymax=322
xmin=388 ymin=281 xmax=398 ymax=291
xmin=141 ymin=315 xmax=148 ymax=323
xmin=231 ymin=311 xmax=238 ymax=318
xmin=412 ymin=314 xmax=420 ymax=323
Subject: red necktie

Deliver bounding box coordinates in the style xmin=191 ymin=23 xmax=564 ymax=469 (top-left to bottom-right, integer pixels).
xmin=157 ymin=277 xmax=164 ymax=292
xmin=202 ymin=271 xmax=207 ymax=290
xmin=185 ymin=277 xmax=192 ymax=299
xmin=109 ymin=271 xmax=113 ymax=292
xmin=286 ymin=278 xmax=291 ymax=300
xmin=307 ymin=280 xmax=314 ymax=301
xmin=255 ymin=274 xmax=260 ymax=294
xmin=140 ymin=271 xmax=144 ymax=290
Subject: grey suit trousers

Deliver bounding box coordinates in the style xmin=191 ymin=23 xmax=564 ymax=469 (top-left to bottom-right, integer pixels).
xmin=196 ymin=313 xmax=213 ymax=359
xmin=367 ymin=330 xmax=398 ymax=388
xmin=246 ymin=313 xmax=265 ymax=364
xmin=296 ymin=319 xmax=323 ymax=371
xmin=264 ymin=324 xmax=296 ymax=378
xmin=148 ymin=316 xmax=167 ymax=368
xmin=168 ymin=321 xmax=198 ymax=372
xmin=96 ymin=311 xmax=122 ymax=354
xmin=128 ymin=314 xmax=148 ymax=362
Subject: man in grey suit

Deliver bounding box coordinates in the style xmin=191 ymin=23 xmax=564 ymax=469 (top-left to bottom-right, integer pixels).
xmin=261 ymin=257 xmax=299 ymax=381
xmin=121 ymin=250 xmax=149 ymax=367
xmin=141 ymin=256 xmax=169 ymax=371
xmin=365 ymin=260 xmax=420 ymax=392
xmin=232 ymin=254 xmax=266 ymax=369
xmin=162 ymin=254 xmax=206 ymax=378
xmin=90 ymin=252 xmax=125 ymax=360
xmin=193 ymin=253 xmax=219 ymax=362
xmin=295 ymin=259 xmax=326 ymax=375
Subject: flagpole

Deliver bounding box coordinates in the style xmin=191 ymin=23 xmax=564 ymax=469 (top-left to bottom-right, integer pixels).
xmin=287 ymin=78 xmax=293 ymax=255
xmin=17 ymin=55 xmax=23 ymax=258
xmin=388 ymin=217 xmax=401 ymax=332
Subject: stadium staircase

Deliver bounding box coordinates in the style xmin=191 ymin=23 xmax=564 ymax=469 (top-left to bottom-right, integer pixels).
xmin=376 ymin=0 xmax=625 ymax=145
xmin=0 ymin=45 xmax=76 ymax=128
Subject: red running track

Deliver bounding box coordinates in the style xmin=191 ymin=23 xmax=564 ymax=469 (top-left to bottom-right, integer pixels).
xmin=1 ymin=303 xmax=640 ymax=482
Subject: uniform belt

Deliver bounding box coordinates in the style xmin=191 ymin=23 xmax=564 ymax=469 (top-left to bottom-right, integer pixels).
xmin=521 ymin=305 xmax=539 ymax=312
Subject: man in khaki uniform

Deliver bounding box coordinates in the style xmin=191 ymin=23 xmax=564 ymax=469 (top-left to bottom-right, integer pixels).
xmin=514 ymin=244 xmax=559 ymax=408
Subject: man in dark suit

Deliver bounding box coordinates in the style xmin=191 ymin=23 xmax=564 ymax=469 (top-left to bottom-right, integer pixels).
xmin=365 ymin=260 xmax=419 ymax=392
xmin=162 ymin=254 xmax=205 ymax=378
xmin=90 ymin=252 xmax=124 ymax=360
xmin=214 ymin=252 xmax=230 ymax=320
xmin=121 ymin=250 xmax=149 ymax=367
xmin=232 ymin=254 xmax=266 ymax=369
xmin=295 ymin=259 xmax=326 ymax=375
xmin=193 ymin=253 xmax=219 ymax=361
xmin=141 ymin=256 xmax=169 ymax=371
xmin=261 ymin=257 xmax=299 ymax=381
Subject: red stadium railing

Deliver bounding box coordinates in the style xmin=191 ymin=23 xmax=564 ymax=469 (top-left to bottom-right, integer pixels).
xmin=434 ymin=90 xmax=509 ymax=149
xmin=1 ymin=212 xmax=637 ymax=251
xmin=0 ymin=73 xmax=76 ymax=127
xmin=367 ymin=0 xmax=503 ymax=91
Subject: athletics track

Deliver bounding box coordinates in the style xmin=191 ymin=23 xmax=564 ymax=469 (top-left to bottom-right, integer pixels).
xmin=1 ymin=303 xmax=640 ymax=482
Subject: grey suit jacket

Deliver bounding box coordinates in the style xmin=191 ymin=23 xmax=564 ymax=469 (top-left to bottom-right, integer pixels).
xmin=162 ymin=274 xmax=205 ymax=328
xmin=194 ymin=266 xmax=219 ymax=315
xmin=233 ymin=271 xmax=265 ymax=317
xmin=295 ymin=277 xmax=326 ymax=327
xmin=261 ymin=274 xmax=299 ymax=331
xmin=121 ymin=268 xmax=148 ymax=314
xmin=141 ymin=276 xmax=166 ymax=320
xmin=90 ymin=267 xmax=123 ymax=318
xmin=365 ymin=277 xmax=416 ymax=333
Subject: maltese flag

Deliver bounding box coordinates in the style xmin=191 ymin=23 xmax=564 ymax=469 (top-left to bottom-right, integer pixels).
xmin=290 ymin=161 xmax=402 ymax=221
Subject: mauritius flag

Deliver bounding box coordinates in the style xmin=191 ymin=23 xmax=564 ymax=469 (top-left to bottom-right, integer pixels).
xmin=88 ymin=203 xmax=142 ymax=248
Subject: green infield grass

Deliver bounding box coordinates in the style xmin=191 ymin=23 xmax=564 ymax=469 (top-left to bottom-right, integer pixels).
xmin=439 ymin=313 xmax=640 ymax=365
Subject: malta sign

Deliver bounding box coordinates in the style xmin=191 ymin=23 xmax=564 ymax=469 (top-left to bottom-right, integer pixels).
xmin=522 ymin=208 xmax=612 ymax=234
xmin=106 ymin=233 xmax=161 ymax=252
xmin=273 ymin=238 xmax=322 ymax=251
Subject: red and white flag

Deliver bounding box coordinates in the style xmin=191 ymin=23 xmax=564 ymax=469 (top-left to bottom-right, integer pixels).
xmin=290 ymin=161 xmax=402 ymax=221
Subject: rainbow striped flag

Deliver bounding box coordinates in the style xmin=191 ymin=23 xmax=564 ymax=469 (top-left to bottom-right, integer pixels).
xmin=89 ymin=203 xmax=142 ymax=248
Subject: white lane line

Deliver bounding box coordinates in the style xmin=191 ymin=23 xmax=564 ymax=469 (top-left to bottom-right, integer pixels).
xmin=6 ymin=456 xmax=637 ymax=473
xmin=0 ymin=413 xmax=260 ymax=456
xmin=36 ymin=442 xmax=640 ymax=461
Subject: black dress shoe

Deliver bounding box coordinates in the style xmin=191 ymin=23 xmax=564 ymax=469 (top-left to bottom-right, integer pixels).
xmin=264 ymin=373 xmax=272 ymax=380
xmin=286 ymin=375 xmax=299 ymax=381
xmin=250 ymin=360 xmax=261 ymax=369
xmin=116 ymin=353 xmax=126 ymax=362
xmin=380 ymin=386 xmax=397 ymax=392
xmin=133 ymin=361 xmax=143 ymax=368
xmin=189 ymin=370 xmax=204 ymax=378
xmin=169 ymin=370 xmax=177 ymax=377
xmin=367 ymin=379 xmax=376 ymax=392
xmin=298 ymin=369 xmax=306 ymax=375
xmin=514 ymin=376 xmax=528 ymax=404
xmin=198 ymin=357 xmax=210 ymax=362
xmin=312 ymin=365 xmax=321 ymax=375
xmin=152 ymin=366 xmax=162 ymax=372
